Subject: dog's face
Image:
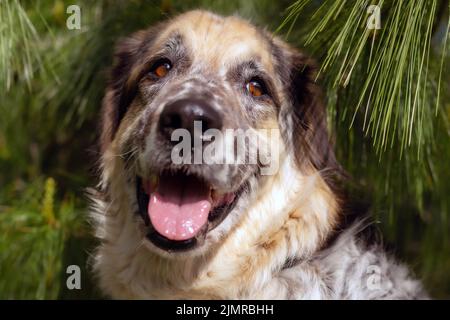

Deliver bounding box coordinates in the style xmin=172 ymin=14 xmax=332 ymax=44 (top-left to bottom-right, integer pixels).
xmin=100 ymin=11 xmax=335 ymax=258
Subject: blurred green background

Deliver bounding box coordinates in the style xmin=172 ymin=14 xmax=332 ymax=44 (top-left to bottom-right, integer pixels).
xmin=0 ymin=0 xmax=448 ymax=299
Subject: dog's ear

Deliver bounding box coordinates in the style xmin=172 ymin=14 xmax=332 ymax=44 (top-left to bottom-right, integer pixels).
xmin=100 ymin=30 xmax=146 ymax=152
xmin=285 ymin=50 xmax=338 ymax=173
xmin=100 ymin=27 xmax=161 ymax=153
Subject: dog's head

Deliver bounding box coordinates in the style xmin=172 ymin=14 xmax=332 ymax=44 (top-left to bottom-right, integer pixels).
xmin=99 ymin=10 xmax=338 ymax=258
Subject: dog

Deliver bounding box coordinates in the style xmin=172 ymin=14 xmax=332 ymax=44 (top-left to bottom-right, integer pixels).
xmin=90 ymin=10 xmax=428 ymax=299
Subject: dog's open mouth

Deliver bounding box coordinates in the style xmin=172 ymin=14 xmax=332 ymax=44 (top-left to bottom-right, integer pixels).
xmin=136 ymin=171 xmax=241 ymax=252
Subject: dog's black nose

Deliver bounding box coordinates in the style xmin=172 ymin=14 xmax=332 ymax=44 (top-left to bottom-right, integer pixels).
xmin=158 ymin=98 xmax=222 ymax=141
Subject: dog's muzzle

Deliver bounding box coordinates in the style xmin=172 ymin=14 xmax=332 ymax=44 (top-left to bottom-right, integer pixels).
xmin=136 ymin=98 xmax=247 ymax=252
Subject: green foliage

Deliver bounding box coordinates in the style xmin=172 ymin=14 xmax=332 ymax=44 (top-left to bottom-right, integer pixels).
xmin=280 ymin=0 xmax=450 ymax=297
xmin=0 ymin=178 xmax=93 ymax=299
xmin=0 ymin=0 xmax=50 ymax=90
xmin=0 ymin=0 xmax=448 ymax=298
xmin=280 ymin=0 xmax=448 ymax=155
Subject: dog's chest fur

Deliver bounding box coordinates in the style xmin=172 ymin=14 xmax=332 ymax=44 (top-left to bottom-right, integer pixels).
xmin=91 ymin=155 xmax=427 ymax=299
xmin=92 ymin=213 xmax=427 ymax=299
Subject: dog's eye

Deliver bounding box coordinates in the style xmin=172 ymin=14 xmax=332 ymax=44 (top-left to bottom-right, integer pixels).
xmin=246 ymin=79 xmax=266 ymax=97
xmin=150 ymin=59 xmax=172 ymax=78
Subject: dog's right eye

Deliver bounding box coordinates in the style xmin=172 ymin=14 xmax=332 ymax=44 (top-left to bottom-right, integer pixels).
xmin=246 ymin=78 xmax=268 ymax=98
xmin=149 ymin=59 xmax=172 ymax=79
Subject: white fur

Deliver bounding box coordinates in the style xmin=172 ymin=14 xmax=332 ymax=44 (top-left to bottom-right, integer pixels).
xmin=90 ymin=151 xmax=427 ymax=299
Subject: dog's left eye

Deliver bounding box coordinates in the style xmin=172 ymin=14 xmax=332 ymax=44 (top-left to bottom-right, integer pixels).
xmin=149 ymin=59 xmax=172 ymax=79
xmin=246 ymin=79 xmax=267 ymax=97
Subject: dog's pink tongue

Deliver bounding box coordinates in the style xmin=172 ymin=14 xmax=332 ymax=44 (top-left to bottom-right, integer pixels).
xmin=148 ymin=174 xmax=211 ymax=241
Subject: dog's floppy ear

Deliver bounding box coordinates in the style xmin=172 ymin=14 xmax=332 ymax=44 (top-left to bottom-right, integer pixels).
xmin=100 ymin=30 xmax=147 ymax=152
xmin=286 ymin=50 xmax=338 ymax=172
xmin=99 ymin=24 xmax=166 ymax=153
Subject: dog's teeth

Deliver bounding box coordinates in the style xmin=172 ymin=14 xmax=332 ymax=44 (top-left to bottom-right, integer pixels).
xmin=150 ymin=174 xmax=159 ymax=191
xmin=211 ymin=189 xmax=222 ymax=203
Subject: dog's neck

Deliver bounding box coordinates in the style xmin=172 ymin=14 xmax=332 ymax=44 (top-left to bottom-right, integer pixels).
xmin=93 ymin=151 xmax=339 ymax=299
